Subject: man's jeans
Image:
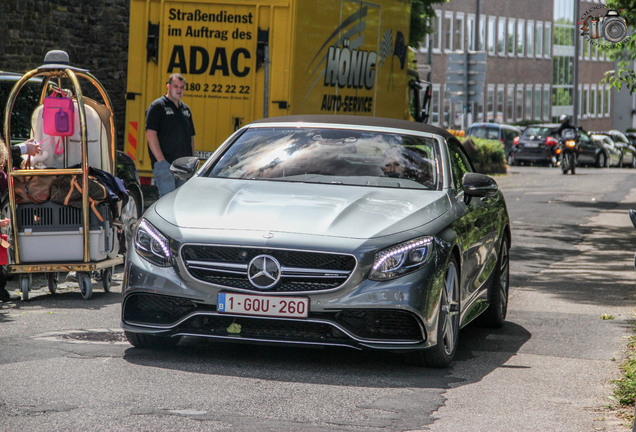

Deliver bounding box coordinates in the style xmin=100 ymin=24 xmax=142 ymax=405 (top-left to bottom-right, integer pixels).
xmin=153 ymin=160 xmax=185 ymax=198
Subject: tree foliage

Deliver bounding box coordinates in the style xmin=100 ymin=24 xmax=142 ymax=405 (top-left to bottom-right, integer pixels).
xmin=600 ymin=0 xmax=636 ymax=94
xmin=409 ymin=0 xmax=448 ymax=47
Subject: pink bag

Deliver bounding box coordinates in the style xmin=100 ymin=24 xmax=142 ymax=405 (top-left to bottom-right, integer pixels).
xmin=42 ymin=93 xmax=74 ymax=136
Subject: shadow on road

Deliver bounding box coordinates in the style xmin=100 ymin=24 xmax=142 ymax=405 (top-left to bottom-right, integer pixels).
xmin=122 ymin=319 xmax=531 ymax=391
xmin=514 ymin=221 xmax=636 ymax=307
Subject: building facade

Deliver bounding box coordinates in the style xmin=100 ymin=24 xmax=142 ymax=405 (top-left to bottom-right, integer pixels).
xmin=416 ymin=0 xmax=625 ymax=132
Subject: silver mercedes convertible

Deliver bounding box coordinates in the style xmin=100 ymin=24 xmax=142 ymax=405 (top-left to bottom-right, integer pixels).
xmin=121 ymin=115 xmax=511 ymax=367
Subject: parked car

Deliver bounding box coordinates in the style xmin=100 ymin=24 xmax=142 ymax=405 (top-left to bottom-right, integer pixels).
xmin=572 ymin=128 xmax=615 ymax=168
xmin=591 ymin=134 xmax=623 ymax=167
xmin=467 ymin=122 xmax=521 ymax=162
xmin=590 ymin=130 xmax=636 ymax=168
xmin=510 ymin=124 xmax=606 ymax=168
xmin=508 ymin=124 xmax=560 ymax=166
xmin=121 ymin=115 xmax=512 ymax=368
xmin=0 ymin=71 xmax=143 ymax=245
xmin=625 ymin=131 xmax=636 ymax=147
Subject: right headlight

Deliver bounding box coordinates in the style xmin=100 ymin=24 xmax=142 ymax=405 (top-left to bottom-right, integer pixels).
xmin=369 ymin=236 xmax=434 ymax=281
xmin=134 ymin=219 xmax=172 ymax=266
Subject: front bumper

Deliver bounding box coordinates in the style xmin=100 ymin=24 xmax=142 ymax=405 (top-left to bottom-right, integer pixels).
xmin=122 ymin=292 xmax=427 ymax=351
xmin=121 ymin=242 xmax=445 ymax=352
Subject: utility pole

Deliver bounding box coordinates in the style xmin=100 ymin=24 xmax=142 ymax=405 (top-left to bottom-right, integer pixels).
xmin=573 ymin=0 xmax=580 ymax=125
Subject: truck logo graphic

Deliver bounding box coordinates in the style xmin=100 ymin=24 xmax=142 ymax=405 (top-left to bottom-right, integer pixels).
xmin=324 ymin=38 xmax=377 ymax=90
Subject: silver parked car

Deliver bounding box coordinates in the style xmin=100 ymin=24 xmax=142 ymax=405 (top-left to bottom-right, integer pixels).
xmin=121 ymin=115 xmax=511 ymax=368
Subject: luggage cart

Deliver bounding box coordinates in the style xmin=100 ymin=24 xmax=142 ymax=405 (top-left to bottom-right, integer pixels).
xmin=2 ymin=50 xmax=125 ymax=300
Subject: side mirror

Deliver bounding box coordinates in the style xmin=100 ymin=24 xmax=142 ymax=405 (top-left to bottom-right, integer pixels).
xmin=170 ymin=156 xmax=200 ymax=180
xmin=462 ymin=172 xmax=498 ymax=198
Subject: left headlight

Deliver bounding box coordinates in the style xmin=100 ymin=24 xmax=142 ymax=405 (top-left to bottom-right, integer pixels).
xmin=369 ymin=236 xmax=434 ymax=281
xmin=134 ymin=219 xmax=172 ymax=266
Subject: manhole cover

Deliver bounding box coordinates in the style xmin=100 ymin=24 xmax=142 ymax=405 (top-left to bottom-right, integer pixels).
xmin=34 ymin=329 xmax=128 ymax=345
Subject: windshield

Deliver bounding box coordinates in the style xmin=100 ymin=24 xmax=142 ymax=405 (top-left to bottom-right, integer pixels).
xmin=469 ymin=126 xmax=499 ymax=140
xmin=206 ymin=127 xmax=439 ymax=190
xmin=522 ymin=127 xmax=553 ymax=139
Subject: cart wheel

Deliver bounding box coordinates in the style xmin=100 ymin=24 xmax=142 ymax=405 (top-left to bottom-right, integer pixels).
xmin=101 ymin=267 xmax=113 ymax=292
xmin=19 ymin=275 xmax=30 ymax=301
xmin=78 ymin=272 xmax=93 ymax=300
xmin=47 ymin=272 xmax=58 ymax=294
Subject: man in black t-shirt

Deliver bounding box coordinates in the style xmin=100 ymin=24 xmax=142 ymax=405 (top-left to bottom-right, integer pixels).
xmin=145 ymin=73 xmax=196 ymax=197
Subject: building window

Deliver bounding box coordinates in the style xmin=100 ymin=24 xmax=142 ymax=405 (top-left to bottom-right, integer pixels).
xmin=536 ymin=21 xmax=544 ymax=58
xmin=526 ymin=20 xmax=534 ymax=57
xmin=488 ymin=16 xmax=496 ymax=55
xmin=582 ymin=86 xmax=589 ymax=118
xmin=478 ymin=16 xmax=486 ymax=51
xmin=516 ymin=86 xmax=524 ymax=121
xmin=507 ymin=85 xmax=514 ymax=122
xmin=590 ymin=86 xmax=597 ymax=117
xmin=517 ymin=19 xmax=525 ymax=56
xmin=443 ymin=86 xmax=452 ymax=127
xmin=525 ymin=85 xmax=533 ymax=119
xmin=577 ymin=85 xmax=582 ymax=117
xmin=507 ymin=18 xmax=516 ymax=56
xmin=454 ymin=13 xmax=465 ymax=52
xmin=544 ymin=22 xmax=552 ymax=57
xmin=432 ymin=10 xmax=441 ymax=52
xmin=467 ymin=14 xmax=475 ymax=51
xmin=497 ymin=17 xmax=506 ymax=55
xmin=444 ymin=12 xmax=453 ymax=52
xmin=543 ymin=85 xmax=550 ymax=120
xmin=534 ymin=85 xmax=542 ymax=119
xmin=497 ymin=84 xmax=505 ymax=122
xmin=487 ymin=84 xmax=495 ymax=121
xmin=476 ymin=95 xmax=484 ymax=122
xmin=604 ymin=86 xmax=610 ymax=116
xmin=431 ymin=85 xmax=441 ymax=125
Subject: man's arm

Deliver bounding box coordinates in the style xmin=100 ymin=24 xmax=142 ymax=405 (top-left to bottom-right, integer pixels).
xmin=191 ymin=136 xmax=195 ymax=155
xmin=146 ymin=129 xmax=166 ymax=162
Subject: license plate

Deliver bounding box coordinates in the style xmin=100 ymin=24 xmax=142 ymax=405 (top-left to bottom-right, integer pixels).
xmin=524 ymin=142 xmax=539 ymax=148
xmin=217 ymin=292 xmax=309 ymax=318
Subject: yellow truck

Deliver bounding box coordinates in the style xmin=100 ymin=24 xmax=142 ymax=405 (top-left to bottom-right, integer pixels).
xmin=125 ymin=0 xmax=416 ymax=182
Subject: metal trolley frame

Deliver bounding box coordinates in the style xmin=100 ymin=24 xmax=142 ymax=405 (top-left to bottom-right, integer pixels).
xmin=2 ymin=55 xmax=124 ymax=300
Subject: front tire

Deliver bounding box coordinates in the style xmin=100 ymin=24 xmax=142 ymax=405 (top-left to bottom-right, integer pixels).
xmin=478 ymin=235 xmax=510 ymax=328
xmin=407 ymin=257 xmax=460 ymax=368
xmin=121 ymin=187 xmax=142 ymax=250
xmin=596 ymin=152 xmax=606 ymax=168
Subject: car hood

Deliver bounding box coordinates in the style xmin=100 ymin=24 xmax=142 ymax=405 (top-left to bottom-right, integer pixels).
xmin=153 ymin=177 xmax=450 ymax=239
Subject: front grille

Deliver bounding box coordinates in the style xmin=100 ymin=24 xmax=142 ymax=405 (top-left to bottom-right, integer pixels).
xmin=176 ymin=309 xmax=423 ymax=344
xmin=177 ymin=314 xmax=351 ymax=344
xmin=336 ymin=310 xmax=423 ymax=340
xmin=123 ymin=293 xmax=199 ymax=325
xmin=181 ymin=245 xmax=356 ymax=293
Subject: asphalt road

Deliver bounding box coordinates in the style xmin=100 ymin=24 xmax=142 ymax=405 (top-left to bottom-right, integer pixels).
xmin=0 ymin=165 xmax=635 ymax=431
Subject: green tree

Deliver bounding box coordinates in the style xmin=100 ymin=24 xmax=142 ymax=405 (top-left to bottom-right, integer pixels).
xmin=409 ymin=0 xmax=449 ymax=47
xmin=600 ymin=0 xmax=636 ymax=94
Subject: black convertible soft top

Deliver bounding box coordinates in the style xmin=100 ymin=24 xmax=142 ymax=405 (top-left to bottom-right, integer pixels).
xmin=250 ymin=115 xmax=456 ymax=142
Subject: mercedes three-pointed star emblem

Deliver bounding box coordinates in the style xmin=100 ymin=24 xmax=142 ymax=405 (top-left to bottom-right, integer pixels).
xmin=247 ymin=255 xmax=282 ymax=289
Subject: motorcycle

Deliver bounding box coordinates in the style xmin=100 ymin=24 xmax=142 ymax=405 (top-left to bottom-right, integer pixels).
xmin=557 ymin=128 xmax=578 ymax=175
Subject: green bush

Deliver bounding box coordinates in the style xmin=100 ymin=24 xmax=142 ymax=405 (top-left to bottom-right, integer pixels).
xmin=462 ymin=136 xmax=507 ymax=174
